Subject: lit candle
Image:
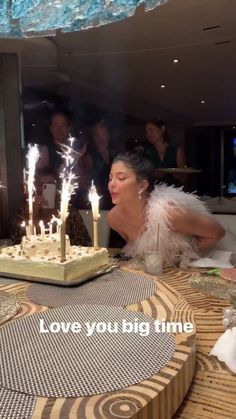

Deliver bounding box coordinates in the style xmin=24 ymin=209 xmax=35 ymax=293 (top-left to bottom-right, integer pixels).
xmin=48 ymin=220 xmax=53 ymax=238
xmin=39 ymin=220 xmax=45 ymax=239
xmin=21 ymin=221 xmax=26 ymax=237
xmin=26 ymin=225 xmax=30 ymax=240
xmin=88 ymin=181 xmax=100 ymax=248
xmin=28 ymin=220 xmax=33 ymax=240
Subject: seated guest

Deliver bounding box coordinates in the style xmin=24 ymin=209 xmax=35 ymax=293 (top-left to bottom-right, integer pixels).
xmin=84 ymin=120 xmax=117 ymax=209
xmin=145 ymin=118 xmax=186 ymax=186
xmin=107 ymin=149 xmax=226 ymax=267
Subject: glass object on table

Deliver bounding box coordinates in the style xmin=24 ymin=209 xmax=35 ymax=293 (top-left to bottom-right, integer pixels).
xmin=144 ymin=250 xmax=163 ymax=275
xmin=172 ymin=253 xmax=189 ymax=270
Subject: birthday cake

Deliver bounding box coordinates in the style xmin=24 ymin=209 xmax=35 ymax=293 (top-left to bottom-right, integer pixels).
xmin=0 ymin=235 xmax=109 ymax=283
xmin=21 ymin=233 xmax=72 ymax=258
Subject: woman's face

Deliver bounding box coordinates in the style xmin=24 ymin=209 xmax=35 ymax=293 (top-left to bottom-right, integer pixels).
xmin=108 ymin=161 xmax=144 ymax=205
xmin=93 ymin=125 xmax=110 ymax=150
xmin=146 ymin=122 xmax=164 ymax=144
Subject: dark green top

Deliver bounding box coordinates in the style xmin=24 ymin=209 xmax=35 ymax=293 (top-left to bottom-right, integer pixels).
xmin=145 ymin=143 xmax=180 ymax=186
xmin=146 ymin=143 xmax=178 ymax=168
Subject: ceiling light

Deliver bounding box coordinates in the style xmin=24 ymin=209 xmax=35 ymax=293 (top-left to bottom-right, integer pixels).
xmin=160 ymin=84 xmax=166 ymax=88
xmin=172 ymin=59 xmax=180 ymax=63
xmin=215 ymin=40 xmax=231 ymax=46
xmin=202 ymin=25 xmax=220 ymax=31
xmin=201 ymin=100 xmax=206 ymax=104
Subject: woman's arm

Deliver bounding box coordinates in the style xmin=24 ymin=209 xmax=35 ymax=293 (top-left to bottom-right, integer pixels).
xmin=167 ymin=207 xmax=225 ymax=250
xmin=37 ymin=145 xmax=50 ymax=169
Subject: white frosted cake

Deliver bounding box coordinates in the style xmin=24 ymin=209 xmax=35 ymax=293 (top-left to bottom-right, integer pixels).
xmin=0 ymin=234 xmax=109 ymax=283
xmin=21 ymin=233 xmax=72 ymax=258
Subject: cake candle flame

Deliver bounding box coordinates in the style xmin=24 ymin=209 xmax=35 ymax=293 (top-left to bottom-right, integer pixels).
xmin=21 ymin=221 xmax=27 ymax=238
xmin=88 ymin=181 xmax=101 ymax=248
xmin=26 ymin=144 xmax=40 ymax=236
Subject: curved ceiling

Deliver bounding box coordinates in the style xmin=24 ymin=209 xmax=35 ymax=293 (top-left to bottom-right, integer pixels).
xmin=55 ymin=0 xmax=236 ymax=124
xmin=1 ymin=0 xmax=236 ymax=124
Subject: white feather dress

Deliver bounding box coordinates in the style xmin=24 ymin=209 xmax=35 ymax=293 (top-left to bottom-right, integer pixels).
xmin=123 ymin=185 xmax=232 ymax=267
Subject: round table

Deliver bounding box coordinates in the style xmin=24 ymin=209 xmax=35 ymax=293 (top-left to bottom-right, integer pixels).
xmin=0 ymin=268 xmax=195 ymax=419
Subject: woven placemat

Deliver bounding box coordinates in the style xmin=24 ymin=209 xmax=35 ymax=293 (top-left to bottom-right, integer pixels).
xmin=0 ymin=305 xmax=175 ymax=398
xmin=0 ymin=387 xmax=36 ymax=419
xmin=27 ymin=269 xmax=156 ymax=308
xmin=189 ymin=274 xmax=230 ymax=300
xmin=0 ymin=292 xmax=21 ymax=325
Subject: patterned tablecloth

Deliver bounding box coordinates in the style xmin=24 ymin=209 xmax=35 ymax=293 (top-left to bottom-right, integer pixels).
xmin=0 ymin=266 xmax=235 ymax=419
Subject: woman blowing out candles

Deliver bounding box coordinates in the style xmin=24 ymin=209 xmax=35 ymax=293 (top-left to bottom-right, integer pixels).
xmin=107 ymin=149 xmax=226 ymax=267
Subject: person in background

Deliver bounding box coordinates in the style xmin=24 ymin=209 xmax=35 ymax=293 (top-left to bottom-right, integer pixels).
xmin=107 ymin=149 xmax=226 ymax=267
xmin=83 ymin=120 xmax=116 ymax=209
xmin=69 ymin=130 xmax=92 ymax=209
xmin=37 ymin=110 xmax=71 ymax=173
xmin=145 ymin=118 xmax=186 ymax=186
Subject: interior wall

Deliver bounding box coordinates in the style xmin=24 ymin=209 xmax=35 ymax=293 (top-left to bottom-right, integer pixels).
xmin=0 ymin=54 xmax=23 ymax=238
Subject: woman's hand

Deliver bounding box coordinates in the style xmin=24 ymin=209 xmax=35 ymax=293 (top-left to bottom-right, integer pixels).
xmin=195 ymin=236 xmax=218 ymax=251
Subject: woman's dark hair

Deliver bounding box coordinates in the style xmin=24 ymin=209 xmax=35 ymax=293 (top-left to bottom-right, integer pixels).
xmin=50 ymin=110 xmax=71 ymax=125
xmin=113 ymin=147 xmax=156 ymax=193
xmin=146 ymin=117 xmax=170 ymax=144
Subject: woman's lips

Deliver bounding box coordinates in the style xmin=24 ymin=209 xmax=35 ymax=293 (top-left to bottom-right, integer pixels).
xmin=110 ymin=192 xmax=118 ymax=198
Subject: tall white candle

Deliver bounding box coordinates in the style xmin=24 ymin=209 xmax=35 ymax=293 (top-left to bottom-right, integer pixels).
xmin=39 ymin=220 xmax=45 ymax=239
xmin=88 ymin=181 xmax=100 ymax=248
xmin=21 ymin=221 xmax=26 ymax=236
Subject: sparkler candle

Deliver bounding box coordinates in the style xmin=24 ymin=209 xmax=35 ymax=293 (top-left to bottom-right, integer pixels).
xmin=59 ymin=136 xmax=78 ymax=262
xmin=88 ymin=181 xmax=100 ymax=248
xmin=26 ymin=144 xmax=40 ymax=237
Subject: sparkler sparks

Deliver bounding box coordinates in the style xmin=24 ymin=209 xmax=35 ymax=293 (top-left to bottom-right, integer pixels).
xmin=59 ymin=136 xmax=78 ymax=223
xmin=26 ymin=144 xmax=40 ymax=235
xmin=58 ymin=136 xmax=78 ymax=261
